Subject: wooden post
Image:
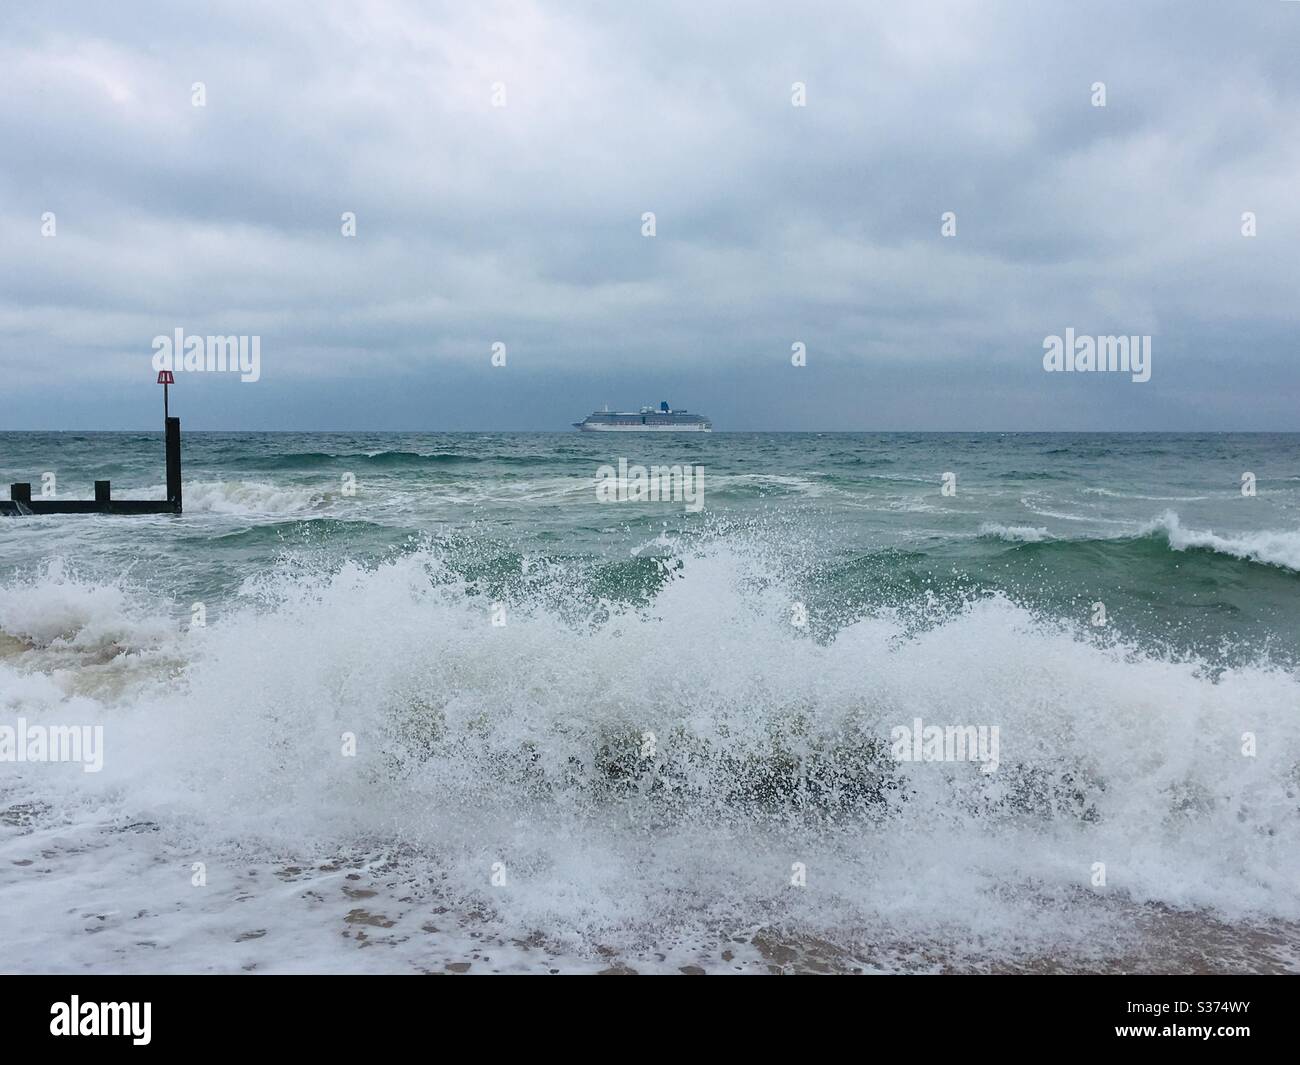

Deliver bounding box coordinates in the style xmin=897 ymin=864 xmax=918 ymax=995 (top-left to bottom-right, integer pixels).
xmin=11 ymin=483 xmax=31 ymax=504
xmin=95 ymin=480 xmax=111 ymax=503
xmin=165 ymin=417 xmax=182 ymax=513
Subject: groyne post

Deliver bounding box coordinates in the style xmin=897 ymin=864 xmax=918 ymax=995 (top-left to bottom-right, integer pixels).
xmin=2 ymin=421 xmax=180 ymax=516
xmin=166 ymin=416 xmax=182 ymax=512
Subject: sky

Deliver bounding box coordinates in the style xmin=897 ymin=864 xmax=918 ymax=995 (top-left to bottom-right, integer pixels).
xmin=1 ymin=0 xmax=1298 ymax=431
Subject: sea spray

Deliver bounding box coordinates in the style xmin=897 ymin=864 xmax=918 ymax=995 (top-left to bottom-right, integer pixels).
xmin=3 ymin=430 xmax=1300 ymax=971
xmin=3 ymin=535 xmax=1298 ymax=973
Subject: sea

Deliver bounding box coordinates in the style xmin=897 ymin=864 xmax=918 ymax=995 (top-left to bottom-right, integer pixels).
xmin=1 ymin=430 xmax=1298 ymax=973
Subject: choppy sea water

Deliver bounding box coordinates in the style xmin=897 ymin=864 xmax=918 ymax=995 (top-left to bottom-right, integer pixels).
xmin=1 ymin=431 xmax=1298 ymax=973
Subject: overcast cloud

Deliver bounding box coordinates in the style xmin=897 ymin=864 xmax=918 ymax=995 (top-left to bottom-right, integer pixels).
xmin=1 ymin=0 xmax=1298 ymax=430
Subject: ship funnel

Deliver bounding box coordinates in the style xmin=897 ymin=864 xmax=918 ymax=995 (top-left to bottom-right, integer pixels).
xmin=660 ymin=401 xmax=670 ymax=413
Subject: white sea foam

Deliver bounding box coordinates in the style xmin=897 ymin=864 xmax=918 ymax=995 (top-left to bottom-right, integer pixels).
xmin=1019 ymin=496 xmax=1133 ymax=526
xmin=1 ymin=541 xmax=1298 ymax=973
xmin=978 ymin=522 xmax=1051 ymax=542
xmin=148 ymin=480 xmax=328 ymax=517
xmin=1082 ymin=487 xmax=1208 ymax=502
xmin=0 ymin=559 xmax=174 ymax=655
xmin=1143 ymin=510 xmax=1300 ymax=573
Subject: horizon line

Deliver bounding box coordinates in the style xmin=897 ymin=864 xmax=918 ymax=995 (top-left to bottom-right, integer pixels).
xmin=4 ymin=427 xmax=1300 ymax=435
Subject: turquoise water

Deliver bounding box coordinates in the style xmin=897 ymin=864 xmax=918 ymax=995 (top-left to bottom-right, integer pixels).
xmin=4 ymin=431 xmax=1299 ymax=664
xmin=2 ymin=431 xmax=1299 ymax=972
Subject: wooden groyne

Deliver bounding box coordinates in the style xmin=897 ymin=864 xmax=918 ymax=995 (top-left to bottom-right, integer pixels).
xmin=1 ymin=417 xmax=182 ymax=516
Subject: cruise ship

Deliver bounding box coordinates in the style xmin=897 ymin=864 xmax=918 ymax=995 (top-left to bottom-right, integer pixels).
xmin=573 ymin=401 xmax=712 ymax=432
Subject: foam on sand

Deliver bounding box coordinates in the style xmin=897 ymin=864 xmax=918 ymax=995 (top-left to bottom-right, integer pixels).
xmin=2 ymin=538 xmax=1298 ymax=972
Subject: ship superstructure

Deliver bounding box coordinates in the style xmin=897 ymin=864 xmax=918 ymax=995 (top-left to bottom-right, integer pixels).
xmin=574 ymin=401 xmax=712 ymax=432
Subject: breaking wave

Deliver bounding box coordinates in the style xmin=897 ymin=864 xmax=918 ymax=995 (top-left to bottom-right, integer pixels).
xmin=1140 ymin=511 xmax=1300 ymax=573
xmin=980 ymin=512 xmax=1300 ymax=575
xmin=978 ymin=523 xmax=1051 ymax=543
xmin=161 ymin=480 xmax=330 ymax=517
xmin=2 ymin=535 xmax=1298 ymax=971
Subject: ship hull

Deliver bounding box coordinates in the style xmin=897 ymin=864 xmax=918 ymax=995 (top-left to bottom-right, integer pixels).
xmin=574 ymin=421 xmax=711 ymax=432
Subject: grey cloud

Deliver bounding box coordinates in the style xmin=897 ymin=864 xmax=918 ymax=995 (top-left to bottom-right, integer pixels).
xmin=1 ymin=0 xmax=1298 ymax=429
